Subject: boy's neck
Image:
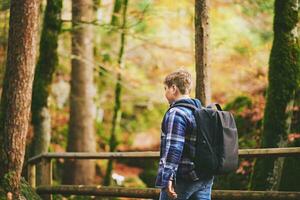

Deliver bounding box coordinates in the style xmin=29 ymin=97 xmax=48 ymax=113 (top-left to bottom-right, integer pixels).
xmin=174 ymin=95 xmax=190 ymax=102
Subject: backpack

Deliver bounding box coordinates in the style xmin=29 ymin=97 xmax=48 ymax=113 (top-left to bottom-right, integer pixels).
xmin=171 ymin=102 xmax=239 ymax=176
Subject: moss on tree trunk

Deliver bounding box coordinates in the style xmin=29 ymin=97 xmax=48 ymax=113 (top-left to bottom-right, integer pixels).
xmin=29 ymin=0 xmax=62 ymax=186
xmin=279 ymin=90 xmax=300 ymax=191
xmin=0 ymin=178 xmax=41 ymax=200
xmin=250 ymin=0 xmax=299 ymax=190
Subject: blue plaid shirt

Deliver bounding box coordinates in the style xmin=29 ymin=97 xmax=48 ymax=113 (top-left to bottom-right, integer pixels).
xmin=155 ymin=98 xmax=202 ymax=188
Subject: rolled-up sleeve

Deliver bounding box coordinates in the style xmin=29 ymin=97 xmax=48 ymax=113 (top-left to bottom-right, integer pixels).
xmin=155 ymin=109 xmax=187 ymax=188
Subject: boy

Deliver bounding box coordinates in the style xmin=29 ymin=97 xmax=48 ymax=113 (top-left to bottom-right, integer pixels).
xmin=155 ymin=69 xmax=214 ymax=200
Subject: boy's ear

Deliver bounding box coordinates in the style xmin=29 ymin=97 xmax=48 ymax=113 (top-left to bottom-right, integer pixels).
xmin=171 ymin=84 xmax=178 ymax=94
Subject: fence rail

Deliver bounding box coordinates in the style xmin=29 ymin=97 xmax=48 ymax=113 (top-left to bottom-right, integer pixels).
xmin=36 ymin=186 xmax=300 ymax=200
xmin=27 ymin=147 xmax=300 ymax=200
xmin=27 ymin=147 xmax=300 ymax=165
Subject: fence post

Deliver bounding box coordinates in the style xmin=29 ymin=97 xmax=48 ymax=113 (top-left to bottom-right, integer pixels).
xmin=27 ymin=163 xmax=36 ymax=188
xmin=38 ymin=158 xmax=52 ymax=200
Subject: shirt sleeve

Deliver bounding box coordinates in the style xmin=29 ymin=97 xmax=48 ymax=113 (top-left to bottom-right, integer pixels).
xmin=157 ymin=109 xmax=187 ymax=188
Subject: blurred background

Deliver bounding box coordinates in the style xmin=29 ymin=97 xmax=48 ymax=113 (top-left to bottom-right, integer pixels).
xmin=0 ymin=0 xmax=299 ymax=199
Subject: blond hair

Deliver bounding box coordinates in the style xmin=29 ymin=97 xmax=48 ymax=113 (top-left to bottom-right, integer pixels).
xmin=164 ymin=69 xmax=192 ymax=94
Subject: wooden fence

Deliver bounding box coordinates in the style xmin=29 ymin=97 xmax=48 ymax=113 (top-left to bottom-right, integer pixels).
xmin=27 ymin=147 xmax=300 ymax=200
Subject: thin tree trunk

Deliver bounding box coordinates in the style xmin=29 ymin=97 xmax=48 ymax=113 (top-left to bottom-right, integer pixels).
xmin=104 ymin=0 xmax=128 ymax=186
xmin=250 ymin=0 xmax=299 ymax=190
xmin=63 ymin=0 xmax=96 ymax=184
xmin=111 ymin=0 xmax=123 ymax=30
xmin=0 ymin=0 xmax=39 ymax=198
xmin=195 ymin=0 xmax=211 ymax=106
xmin=30 ymin=0 xmax=62 ymax=186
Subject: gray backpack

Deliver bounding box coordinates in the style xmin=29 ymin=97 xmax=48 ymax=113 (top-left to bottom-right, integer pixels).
xmin=171 ymin=102 xmax=239 ymax=176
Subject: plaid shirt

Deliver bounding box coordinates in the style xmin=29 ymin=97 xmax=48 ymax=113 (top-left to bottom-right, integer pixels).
xmin=155 ymin=98 xmax=201 ymax=188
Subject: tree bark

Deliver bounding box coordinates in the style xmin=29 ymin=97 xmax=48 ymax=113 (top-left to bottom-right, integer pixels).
xmin=30 ymin=0 xmax=62 ymax=186
xmin=250 ymin=0 xmax=299 ymax=190
xmin=0 ymin=0 xmax=39 ymax=198
xmin=104 ymin=0 xmax=128 ymax=186
xmin=195 ymin=0 xmax=211 ymax=106
xmin=63 ymin=0 xmax=96 ymax=184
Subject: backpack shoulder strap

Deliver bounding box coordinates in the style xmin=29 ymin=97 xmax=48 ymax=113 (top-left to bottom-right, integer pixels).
xmin=207 ymin=103 xmax=222 ymax=111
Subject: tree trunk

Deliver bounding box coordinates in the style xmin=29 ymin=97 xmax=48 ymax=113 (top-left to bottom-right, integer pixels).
xmin=104 ymin=0 xmax=128 ymax=186
xmin=30 ymin=0 xmax=62 ymax=186
xmin=62 ymin=0 xmax=96 ymax=184
xmin=195 ymin=0 xmax=211 ymax=106
xmin=250 ymin=0 xmax=299 ymax=190
xmin=0 ymin=0 xmax=39 ymax=198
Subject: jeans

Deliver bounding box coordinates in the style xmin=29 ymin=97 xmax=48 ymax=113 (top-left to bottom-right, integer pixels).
xmin=159 ymin=177 xmax=213 ymax=200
